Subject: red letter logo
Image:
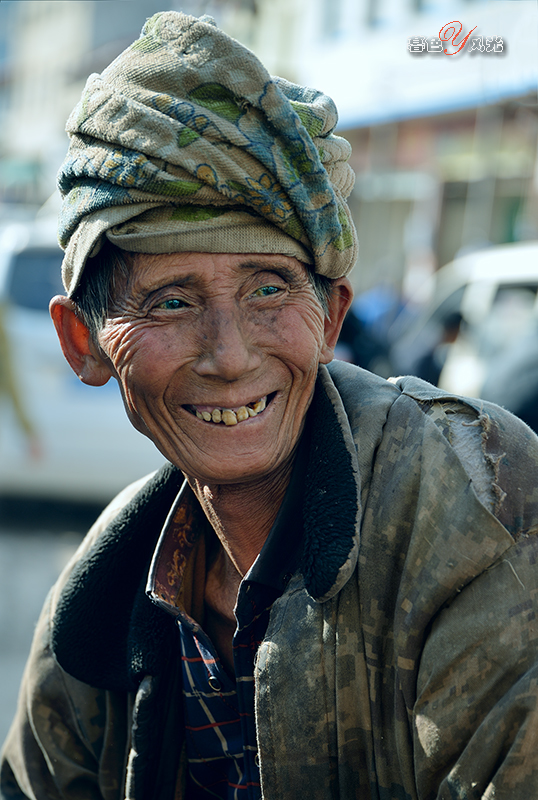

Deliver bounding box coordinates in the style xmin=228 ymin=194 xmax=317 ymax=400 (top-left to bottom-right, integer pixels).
xmin=439 ymin=21 xmax=477 ymax=55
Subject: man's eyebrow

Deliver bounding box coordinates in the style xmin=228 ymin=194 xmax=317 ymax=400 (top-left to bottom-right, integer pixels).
xmin=236 ymin=259 xmax=299 ymax=280
xmin=129 ymin=273 xmax=197 ymax=297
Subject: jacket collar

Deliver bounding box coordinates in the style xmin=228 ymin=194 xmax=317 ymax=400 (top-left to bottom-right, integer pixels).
xmin=300 ymin=364 xmax=363 ymax=600
xmin=51 ymin=364 xmax=378 ymax=691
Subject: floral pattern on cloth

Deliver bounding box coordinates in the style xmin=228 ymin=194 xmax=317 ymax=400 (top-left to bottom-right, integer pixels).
xmin=57 ymin=11 xmax=358 ymax=293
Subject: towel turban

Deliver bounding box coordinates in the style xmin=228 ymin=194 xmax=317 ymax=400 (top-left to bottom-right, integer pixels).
xmin=57 ymin=11 xmax=358 ymax=295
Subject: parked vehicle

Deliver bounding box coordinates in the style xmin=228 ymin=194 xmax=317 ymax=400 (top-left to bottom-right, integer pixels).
xmin=390 ymin=241 xmax=538 ymax=399
xmin=0 ymin=221 xmax=164 ymax=503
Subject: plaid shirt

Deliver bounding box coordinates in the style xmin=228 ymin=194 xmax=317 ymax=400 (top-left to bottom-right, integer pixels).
xmin=148 ymin=431 xmax=308 ymax=799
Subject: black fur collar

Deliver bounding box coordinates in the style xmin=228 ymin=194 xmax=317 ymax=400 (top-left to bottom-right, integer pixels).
xmin=51 ymin=366 xmax=361 ymax=691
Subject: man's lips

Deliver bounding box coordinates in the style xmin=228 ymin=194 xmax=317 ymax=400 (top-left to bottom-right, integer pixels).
xmin=184 ymin=394 xmax=274 ymax=426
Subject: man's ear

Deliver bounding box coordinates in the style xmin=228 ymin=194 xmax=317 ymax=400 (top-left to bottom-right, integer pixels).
xmin=320 ymin=277 xmax=354 ymax=364
xmin=49 ymin=296 xmax=113 ymax=386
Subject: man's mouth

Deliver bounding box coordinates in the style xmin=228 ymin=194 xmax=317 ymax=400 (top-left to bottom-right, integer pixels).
xmin=186 ymin=394 xmax=272 ymax=426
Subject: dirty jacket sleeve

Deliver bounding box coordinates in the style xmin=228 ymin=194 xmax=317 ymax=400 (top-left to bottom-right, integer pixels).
xmin=375 ymin=378 xmax=538 ymax=799
xmin=406 ymin=399 xmax=538 ymax=798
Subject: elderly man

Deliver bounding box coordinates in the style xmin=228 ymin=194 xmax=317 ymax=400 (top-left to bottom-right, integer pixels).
xmin=3 ymin=12 xmax=538 ymax=800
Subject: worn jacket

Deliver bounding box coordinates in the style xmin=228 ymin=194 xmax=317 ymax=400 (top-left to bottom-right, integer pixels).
xmin=3 ymin=361 xmax=538 ymax=800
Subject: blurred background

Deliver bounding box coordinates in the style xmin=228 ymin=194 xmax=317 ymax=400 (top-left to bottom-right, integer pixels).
xmin=0 ymin=0 xmax=536 ymax=743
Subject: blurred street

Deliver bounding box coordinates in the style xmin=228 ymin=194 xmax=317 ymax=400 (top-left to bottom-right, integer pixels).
xmin=0 ymin=499 xmax=101 ymax=745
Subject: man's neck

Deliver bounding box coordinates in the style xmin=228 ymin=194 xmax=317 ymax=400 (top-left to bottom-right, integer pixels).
xmin=187 ymin=456 xmax=295 ymax=578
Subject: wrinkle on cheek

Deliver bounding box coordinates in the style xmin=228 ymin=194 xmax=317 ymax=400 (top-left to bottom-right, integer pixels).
xmin=100 ymin=319 xmax=161 ymax=375
xmin=97 ymin=317 xmax=188 ymax=428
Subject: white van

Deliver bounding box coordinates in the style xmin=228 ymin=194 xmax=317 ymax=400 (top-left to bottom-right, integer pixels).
xmin=0 ymin=221 xmax=165 ymax=503
xmin=391 ymin=240 xmax=538 ymax=398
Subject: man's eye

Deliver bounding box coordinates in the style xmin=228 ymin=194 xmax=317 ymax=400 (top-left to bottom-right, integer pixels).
xmin=252 ymin=285 xmax=280 ymax=297
xmin=156 ymin=298 xmax=187 ymax=310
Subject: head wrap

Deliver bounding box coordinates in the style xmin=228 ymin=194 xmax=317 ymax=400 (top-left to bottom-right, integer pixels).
xmin=57 ymin=11 xmax=358 ymax=295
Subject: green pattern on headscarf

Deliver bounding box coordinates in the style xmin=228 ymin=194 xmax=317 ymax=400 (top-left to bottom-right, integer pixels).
xmin=189 ymin=84 xmax=245 ymax=123
xmin=177 ymin=128 xmax=200 ymax=148
xmin=170 ymin=206 xmax=226 ymax=221
xmin=290 ymin=102 xmax=325 ymax=139
xmin=130 ymin=35 xmax=164 ymax=55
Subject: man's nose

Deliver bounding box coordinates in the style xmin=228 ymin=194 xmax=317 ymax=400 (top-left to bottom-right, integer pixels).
xmin=192 ymin=307 xmax=262 ymax=381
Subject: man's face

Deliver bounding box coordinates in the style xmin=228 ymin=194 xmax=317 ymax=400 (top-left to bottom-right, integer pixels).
xmin=85 ymin=252 xmax=348 ymax=485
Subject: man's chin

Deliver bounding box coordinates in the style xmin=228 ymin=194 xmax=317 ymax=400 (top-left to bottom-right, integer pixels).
xmin=174 ymin=444 xmax=294 ymax=487
xmin=180 ymin=458 xmax=285 ymax=487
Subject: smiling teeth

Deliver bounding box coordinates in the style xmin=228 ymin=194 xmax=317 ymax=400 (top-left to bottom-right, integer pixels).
xmin=236 ymin=406 xmax=249 ymax=422
xmin=195 ymin=396 xmax=267 ymax=425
